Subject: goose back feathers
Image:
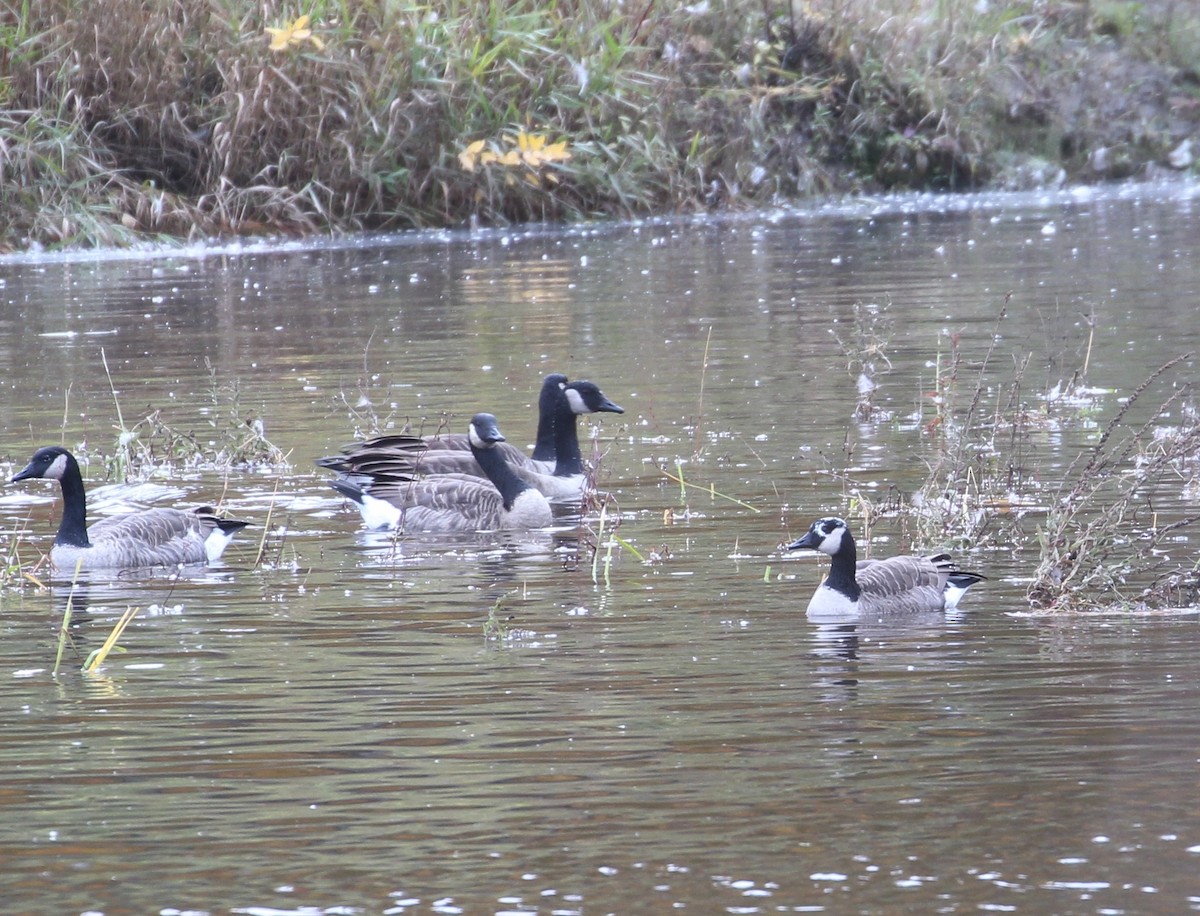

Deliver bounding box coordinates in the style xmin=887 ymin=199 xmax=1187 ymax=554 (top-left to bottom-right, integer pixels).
xmin=419 ymin=373 xmax=567 ymax=472
xmin=788 ymin=517 xmax=985 ymax=618
xmin=317 ymin=380 xmax=623 ymax=500
xmin=11 ymin=446 xmax=249 ymax=570
xmin=323 ymin=413 xmax=553 ymax=533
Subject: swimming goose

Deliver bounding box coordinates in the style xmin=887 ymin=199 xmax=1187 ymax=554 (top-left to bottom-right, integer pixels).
xmin=11 ymin=445 xmax=249 ymax=571
xmin=788 ymin=517 xmax=985 ymax=618
xmin=325 ymin=413 xmax=553 ymax=533
xmin=420 ymin=373 xmax=567 ymax=473
xmin=319 ymin=380 xmax=624 ymax=500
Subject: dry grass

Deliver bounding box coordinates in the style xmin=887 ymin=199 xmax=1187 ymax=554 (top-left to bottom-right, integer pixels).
xmin=832 ymin=297 xmax=1200 ymax=610
xmin=1027 ymin=354 xmax=1200 ymax=610
xmin=0 ymin=0 xmax=1196 ymax=248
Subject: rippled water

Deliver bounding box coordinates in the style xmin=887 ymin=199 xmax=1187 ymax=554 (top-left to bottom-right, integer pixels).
xmin=2 ymin=181 xmax=1200 ymax=913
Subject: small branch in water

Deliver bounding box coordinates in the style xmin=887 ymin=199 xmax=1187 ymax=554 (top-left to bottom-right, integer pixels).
xmin=692 ymin=324 xmax=713 ymax=459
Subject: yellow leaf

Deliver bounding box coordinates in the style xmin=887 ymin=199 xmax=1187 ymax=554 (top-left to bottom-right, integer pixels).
xmin=265 ymin=25 xmax=293 ymax=50
xmin=459 ymin=139 xmax=487 ymax=171
xmin=518 ymin=132 xmax=547 ymax=153
xmin=542 ymin=141 xmax=571 ymax=163
xmin=264 ymin=14 xmax=321 ymax=52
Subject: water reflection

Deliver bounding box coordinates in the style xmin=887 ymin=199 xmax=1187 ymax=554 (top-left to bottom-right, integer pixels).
xmin=2 ymin=183 xmax=1200 ymax=912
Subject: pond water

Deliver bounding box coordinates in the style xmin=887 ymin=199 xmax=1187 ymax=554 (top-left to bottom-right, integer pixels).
xmin=2 ymin=181 xmax=1200 ymax=914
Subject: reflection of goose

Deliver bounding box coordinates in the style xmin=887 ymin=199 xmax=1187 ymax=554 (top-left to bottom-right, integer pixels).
xmin=320 ymin=381 xmax=623 ymax=499
xmin=788 ymin=517 xmax=985 ymax=617
xmin=420 ymin=373 xmax=567 ymax=473
xmin=11 ymin=446 xmax=248 ymax=570
xmin=325 ymin=413 xmax=553 ymax=533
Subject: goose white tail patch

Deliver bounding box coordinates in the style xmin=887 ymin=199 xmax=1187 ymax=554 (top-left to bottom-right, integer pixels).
xmin=358 ymin=492 xmax=403 ymax=530
xmin=942 ymin=582 xmax=970 ymax=610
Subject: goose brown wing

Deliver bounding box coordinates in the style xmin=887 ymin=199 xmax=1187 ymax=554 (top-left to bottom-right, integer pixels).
xmin=340 ymin=449 xmax=581 ymax=499
xmin=856 ymin=555 xmax=947 ymax=611
xmin=319 ymin=438 xmax=532 ymax=475
xmin=87 ymin=507 xmax=217 ymax=566
xmin=315 ymin=435 xmax=428 ymax=476
xmin=416 ymin=431 xmax=538 ymax=466
xmin=363 ymin=475 xmax=506 ymax=532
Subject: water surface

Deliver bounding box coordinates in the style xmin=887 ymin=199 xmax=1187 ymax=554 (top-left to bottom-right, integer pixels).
xmin=2 ymin=182 xmax=1200 ymax=913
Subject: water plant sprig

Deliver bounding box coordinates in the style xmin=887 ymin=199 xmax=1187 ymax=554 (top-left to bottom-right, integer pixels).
xmin=52 ymin=559 xmax=86 ymax=676
xmin=660 ymin=463 xmax=760 ymax=513
xmin=83 ymin=606 xmax=141 ymax=674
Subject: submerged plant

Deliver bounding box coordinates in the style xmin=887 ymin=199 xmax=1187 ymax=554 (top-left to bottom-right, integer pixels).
xmin=483 ymin=597 xmax=515 ymax=641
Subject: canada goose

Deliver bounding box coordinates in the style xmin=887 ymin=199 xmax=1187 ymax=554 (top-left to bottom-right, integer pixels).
xmin=10 ymin=446 xmax=249 ymax=571
xmin=325 ymin=413 xmax=553 ymax=533
xmin=788 ymin=517 xmax=985 ymax=618
xmin=319 ymin=380 xmax=624 ymax=499
xmin=420 ymin=373 xmax=567 ymax=472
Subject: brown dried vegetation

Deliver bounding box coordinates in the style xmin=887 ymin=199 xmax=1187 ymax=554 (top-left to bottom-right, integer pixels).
xmin=0 ymin=0 xmax=1197 ymax=249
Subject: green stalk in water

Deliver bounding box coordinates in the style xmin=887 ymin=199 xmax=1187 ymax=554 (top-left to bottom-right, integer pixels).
xmin=660 ymin=466 xmax=760 ymax=512
xmin=53 ymin=558 xmax=85 ymax=676
xmin=83 ymin=606 xmax=141 ymax=673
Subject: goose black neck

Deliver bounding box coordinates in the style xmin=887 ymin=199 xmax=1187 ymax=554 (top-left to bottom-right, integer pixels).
xmin=531 ymin=374 xmax=567 ymax=461
xmin=54 ymin=455 xmax=92 ymax=549
xmin=550 ymin=400 xmax=584 ymax=477
xmin=823 ymin=529 xmax=861 ymax=600
xmin=472 ymin=441 xmax=532 ymax=511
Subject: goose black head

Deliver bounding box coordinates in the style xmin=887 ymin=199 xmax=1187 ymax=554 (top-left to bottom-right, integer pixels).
xmin=787 ymin=517 xmax=851 ymax=557
xmin=563 ymin=381 xmax=624 ymax=416
xmin=12 ymin=446 xmax=76 ymax=484
xmin=467 ymin=413 xmax=507 ymax=449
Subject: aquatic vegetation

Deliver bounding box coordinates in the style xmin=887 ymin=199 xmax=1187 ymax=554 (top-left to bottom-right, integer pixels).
xmin=907 ymin=311 xmax=1026 ymax=550
xmin=0 ymin=518 xmax=39 ymax=596
xmin=822 ymin=303 xmax=1200 ymax=611
xmin=82 ymin=606 xmax=141 ymax=674
xmin=1027 ymin=354 xmax=1200 ymax=611
xmin=832 ymin=300 xmax=894 ymax=422
xmin=483 ymin=596 xmax=516 ymax=641
xmin=98 ymin=358 xmax=289 ymax=479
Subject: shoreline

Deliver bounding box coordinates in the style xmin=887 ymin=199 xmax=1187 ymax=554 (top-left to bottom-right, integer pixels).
xmin=2 ymin=0 xmax=1196 ymax=251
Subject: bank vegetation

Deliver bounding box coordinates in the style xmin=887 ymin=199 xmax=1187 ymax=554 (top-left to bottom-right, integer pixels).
xmin=1 ymin=0 xmax=1198 ymax=249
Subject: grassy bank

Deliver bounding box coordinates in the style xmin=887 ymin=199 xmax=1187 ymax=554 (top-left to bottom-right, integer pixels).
xmin=1 ymin=0 xmax=1197 ymax=249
